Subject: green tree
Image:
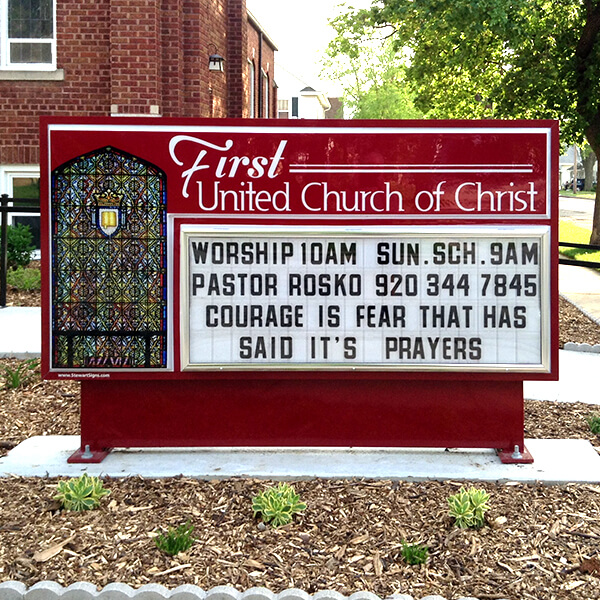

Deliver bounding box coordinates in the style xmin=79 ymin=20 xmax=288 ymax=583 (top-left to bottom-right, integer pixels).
xmin=323 ymin=22 xmax=422 ymax=119
xmin=330 ymin=1 xmax=600 ymax=241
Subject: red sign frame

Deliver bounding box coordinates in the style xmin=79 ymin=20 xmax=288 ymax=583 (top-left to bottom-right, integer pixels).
xmin=40 ymin=117 xmax=559 ymax=462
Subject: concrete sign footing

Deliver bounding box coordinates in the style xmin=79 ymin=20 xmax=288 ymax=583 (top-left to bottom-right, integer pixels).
xmin=1 ymin=436 xmax=599 ymax=484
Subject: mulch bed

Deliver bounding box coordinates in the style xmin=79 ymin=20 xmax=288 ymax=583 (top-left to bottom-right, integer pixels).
xmin=2 ymin=289 xmax=600 ymax=599
xmin=1 ymin=477 xmax=600 ymax=600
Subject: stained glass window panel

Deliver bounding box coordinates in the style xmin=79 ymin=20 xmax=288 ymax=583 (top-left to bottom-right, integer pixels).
xmin=51 ymin=147 xmax=167 ymax=369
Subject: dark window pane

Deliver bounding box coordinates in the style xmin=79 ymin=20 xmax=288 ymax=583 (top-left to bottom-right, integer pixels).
xmin=10 ymin=41 xmax=52 ymax=63
xmin=9 ymin=0 xmax=53 ymax=39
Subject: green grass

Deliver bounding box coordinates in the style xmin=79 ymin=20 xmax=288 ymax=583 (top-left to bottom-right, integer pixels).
xmin=559 ymin=219 xmax=600 ymax=265
xmin=560 ymin=190 xmax=596 ymax=199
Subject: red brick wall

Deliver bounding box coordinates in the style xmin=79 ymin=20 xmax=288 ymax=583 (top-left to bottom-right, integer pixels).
xmin=203 ymin=0 xmax=229 ymax=118
xmin=246 ymin=17 xmax=276 ymax=118
xmin=161 ymin=0 xmax=185 ymax=116
xmin=110 ymin=0 xmax=162 ymax=114
xmin=0 ymin=0 xmax=268 ymax=166
xmin=227 ymin=0 xmax=246 ymax=118
xmin=0 ymin=0 xmax=111 ymax=164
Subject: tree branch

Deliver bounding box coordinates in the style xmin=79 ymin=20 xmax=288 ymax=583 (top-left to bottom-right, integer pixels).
xmin=575 ymin=2 xmax=600 ymax=65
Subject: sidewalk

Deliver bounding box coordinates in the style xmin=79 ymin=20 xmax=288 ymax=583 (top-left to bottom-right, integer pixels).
xmin=558 ymin=262 xmax=600 ymax=326
xmin=521 ymin=263 xmax=600 ymax=404
xmin=0 ymin=306 xmax=40 ymax=359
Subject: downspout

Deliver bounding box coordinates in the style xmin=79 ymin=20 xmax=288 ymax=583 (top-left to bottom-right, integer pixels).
xmin=258 ymin=30 xmax=263 ymax=118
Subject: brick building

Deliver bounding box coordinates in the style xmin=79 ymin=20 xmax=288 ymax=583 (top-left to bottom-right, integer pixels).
xmin=0 ymin=0 xmax=277 ymax=244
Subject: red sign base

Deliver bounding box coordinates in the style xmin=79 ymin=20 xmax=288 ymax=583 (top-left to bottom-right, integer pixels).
xmin=496 ymin=444 xmax=534 ymax=464
xmin=67 ymin=445 xmax=111 ymax=464
xmin=68 ymin=377 xmax=529 ymax=464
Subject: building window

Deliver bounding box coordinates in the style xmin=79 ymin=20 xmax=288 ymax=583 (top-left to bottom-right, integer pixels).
xmin=291 ymin=97 xmax=299 ymax=118
xmin=278 ymin=99 xmax=289 ymax=119
xmin=1 ymin=0 xmax=56 ymax=70
xmin=248 ymin=60 xmax=255 ymax=118
xmin=1 ymin=166 xmax=40 ymax=251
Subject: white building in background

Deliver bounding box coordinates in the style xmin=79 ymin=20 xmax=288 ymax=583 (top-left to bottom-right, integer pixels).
xmin=559 ymin=146 xmax=583 ymax=188
xmin=559 ymin=145 xmax=597 ymax=189
xmin=275 ymin=64 xmax=339 ymax=119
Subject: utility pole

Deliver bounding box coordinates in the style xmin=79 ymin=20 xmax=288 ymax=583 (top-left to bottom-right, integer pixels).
xmin=573 ymin=144 xmax=578 ymax=193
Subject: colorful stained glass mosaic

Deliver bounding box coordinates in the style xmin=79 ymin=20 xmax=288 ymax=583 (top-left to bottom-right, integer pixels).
xmin=51 ymin=147 xmax=167 ymax=368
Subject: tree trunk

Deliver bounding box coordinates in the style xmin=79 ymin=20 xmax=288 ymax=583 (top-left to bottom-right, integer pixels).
xmin=575 ymin=2 xmax=600 ymax=243
xmin=583 ymin=151 xmax=597 ymax=191
xmin=587 ymin=134 xmax=600 ymax=244
xmin=592 ymin=184 xmax=600 ymax=245
xmin=589 ymin=144 xmax=600 ymax=244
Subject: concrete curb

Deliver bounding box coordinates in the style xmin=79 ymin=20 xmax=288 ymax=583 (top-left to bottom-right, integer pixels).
xmin=0 ymin=583 xmax=501 ymax=600
xmin=563 ymin=341 xmax=600 ymax=353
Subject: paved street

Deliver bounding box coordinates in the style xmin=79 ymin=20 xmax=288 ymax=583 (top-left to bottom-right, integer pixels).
xmin=559 ymin=193 xmax=595 ymax=228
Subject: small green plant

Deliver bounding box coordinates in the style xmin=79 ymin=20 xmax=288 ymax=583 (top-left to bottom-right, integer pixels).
xmin=588 ymin=413 xmax=600 ymax=435
xmin=448 ymin=486 xmax=490 ymax=529
xmin=7 ymin=223 xmax=34 ymax=269
xmin=2 ymin=358 xmax=39 ymax=389
xmin=401 ymin=541 xmax=429 ymax=565
xmin=252 ymin=482 xmax=307 ymax=527
xmin=54 ymin=473 xmax=110 ymax=511
xmin=6 ymin=266 xmax=41 ymax=290
xmin=155 ymin=521 xmax=195 ymax=556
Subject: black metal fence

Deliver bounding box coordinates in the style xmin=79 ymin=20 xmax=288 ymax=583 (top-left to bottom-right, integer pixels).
xmin=558 ymin=241 xmax=600 ymax=268
xmin=0 ymin=194 xmax=40 ymax=307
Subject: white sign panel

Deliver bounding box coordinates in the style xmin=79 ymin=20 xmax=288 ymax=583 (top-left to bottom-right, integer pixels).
xmin=181 ymin=226 xmax=550 ymax=372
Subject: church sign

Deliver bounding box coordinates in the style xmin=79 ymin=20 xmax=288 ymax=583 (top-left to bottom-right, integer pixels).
xmin=40 ymin=118 xmax=558 ymax=463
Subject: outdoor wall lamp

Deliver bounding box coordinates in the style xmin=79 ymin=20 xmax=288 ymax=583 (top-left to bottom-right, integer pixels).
xmin=208 ymin=44 xmax=225 ymax=72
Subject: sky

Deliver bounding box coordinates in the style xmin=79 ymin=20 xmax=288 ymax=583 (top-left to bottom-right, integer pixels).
xmin=246 ymin=0 xmax=371 ymax=95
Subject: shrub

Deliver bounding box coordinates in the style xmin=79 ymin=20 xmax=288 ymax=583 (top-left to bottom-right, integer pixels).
xmin=401 ymin=541 xmax=429 ymax=565
xmin=252 ymin=482 xmax=306 ymax=527
xmin=155 ymin=521 xmax=195 ymax=556
xmin=7 ymin=223 xmax=34 ymax=269
xmin=588 ymin=413 xmax=600 ymax=435
xmin=448 ymin=486 xmax=490 ymax=529
xmin=2 ymin=358 xmax=39 ymax=389
xmin=6 ymin=266 xmax=41 ymax=290
xmin=54 ymin=474 xmax=110 ymax=511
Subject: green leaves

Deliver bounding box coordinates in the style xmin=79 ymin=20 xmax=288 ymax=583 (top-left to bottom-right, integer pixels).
xmin=155 ymin=521 xmax=195 ymax=556
xmin=588 ymin=413 xmax=600 ymax=435
xmin=401 ymin=541 xmax=429 ymax=565
xmin=448 ymin=487 xmax=491 ymax=529
xmin=6 ymin=266 xmax=41 ymax=291
xmin=2 ymin=358 xmax=39 ymax=390
xmin=6 ymin=223 xmax=34 ymax=269
xmin=330 ymin=0 xmax=597 ymax=147
xmin=323 ymin=7 xmax=422 ymax=119
xmin=54 ymin=474 xmax=110 ymax=511
xmin=252 ymin=483 xmax=306 ymax=528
